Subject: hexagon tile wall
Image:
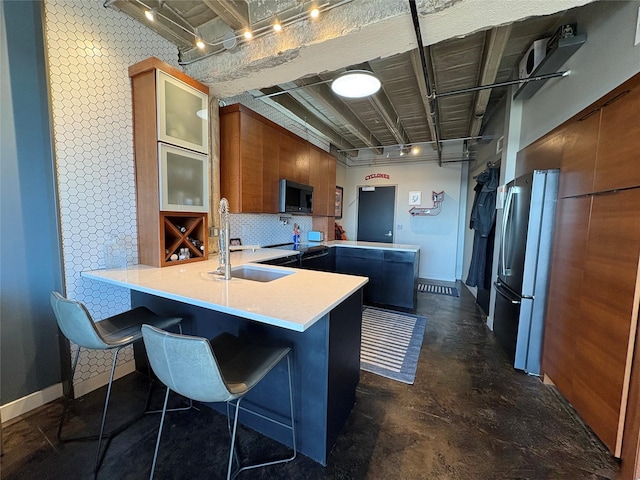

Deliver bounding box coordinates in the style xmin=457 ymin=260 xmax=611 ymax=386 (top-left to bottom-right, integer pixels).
xmin=43 ymin=0 xmax=178 ymax=393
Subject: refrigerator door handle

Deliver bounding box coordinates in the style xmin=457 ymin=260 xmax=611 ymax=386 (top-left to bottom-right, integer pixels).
xmin=494 ymin=281 xmax=522 ymax=305
xmin=500 ymin=186 xmax=519 ymax=276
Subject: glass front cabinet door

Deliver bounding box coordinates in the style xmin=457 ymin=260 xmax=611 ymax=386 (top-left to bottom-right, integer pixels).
xmin=159 ymin=143 xmax=209 ymax=212
xmin=156 ymin=70 xmax=208 ymax=154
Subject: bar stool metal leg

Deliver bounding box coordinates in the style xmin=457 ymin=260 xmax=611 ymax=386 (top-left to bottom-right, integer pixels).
xmin=57 ymin=345 xmax=81 ymax=441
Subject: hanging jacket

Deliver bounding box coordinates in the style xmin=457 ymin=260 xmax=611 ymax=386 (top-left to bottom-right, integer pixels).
xmin=469 ymin=167 xmax=499 ymax=237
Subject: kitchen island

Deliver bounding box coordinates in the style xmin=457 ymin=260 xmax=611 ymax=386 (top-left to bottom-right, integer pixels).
xmin=328 ymin=241 xmax=420 ymax=311
xmin=82 ymin=249 xmax=367 ymax=465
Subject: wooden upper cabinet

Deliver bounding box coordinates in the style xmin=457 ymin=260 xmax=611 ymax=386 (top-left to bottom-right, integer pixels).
xmin=594 ymin=85 xmax=640 ymax=192
xmin=278 ymin=132 xmax=309 ymax=185
xmin=558 ymin=112 xmax=600 ymax=198
xmin=220 ymin=106 xmax=267 ymax=213
xmin=309 ymin=149 xmax=328 ymax=216
xmin=220 ymin=103 xmax=336 ymax=215
xmin=262 ymin=122 xmax=280 ymax=214
xmin=515 ymin=128 xmax=564 ymax=178
xmin=327 ymin=152 xmax=336 ymax=215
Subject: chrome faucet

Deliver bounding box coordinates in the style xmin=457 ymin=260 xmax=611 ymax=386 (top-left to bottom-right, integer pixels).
xmin=218 ymin=198 xmax=231 ymax=280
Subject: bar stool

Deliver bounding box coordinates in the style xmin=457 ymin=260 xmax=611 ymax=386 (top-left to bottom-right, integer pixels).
xmin=50 ymin=291 xmax=183 ymax=474
xmin=141 ymin=325 xmax=296 ymax=480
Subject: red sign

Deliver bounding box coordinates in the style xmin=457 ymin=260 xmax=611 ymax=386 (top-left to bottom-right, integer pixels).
xmin=364 ymin=173 xmax=390 ymax=181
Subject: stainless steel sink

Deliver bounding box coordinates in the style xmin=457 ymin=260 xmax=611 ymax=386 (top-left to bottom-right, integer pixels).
xmin=230 ymin=265 xmax=293 ymax=282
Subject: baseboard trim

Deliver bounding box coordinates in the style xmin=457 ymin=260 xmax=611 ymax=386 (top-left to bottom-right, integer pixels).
xmin=1 ymin=383 xmax=63 ymax=423
xmin=0 ymin=360 xmax=136 ymax=424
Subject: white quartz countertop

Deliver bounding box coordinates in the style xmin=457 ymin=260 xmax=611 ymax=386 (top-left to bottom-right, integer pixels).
xmin=326 ymin=240 xmax=420 ymax=252
xmin=82 ymin=249 xmax=367 ymax=332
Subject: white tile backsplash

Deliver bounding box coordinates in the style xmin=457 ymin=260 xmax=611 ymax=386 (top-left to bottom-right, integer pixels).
xmin=229 ymin=214 xmax=313 ymax=246
xmin=44 ymin=0 xmax=178 ymax=389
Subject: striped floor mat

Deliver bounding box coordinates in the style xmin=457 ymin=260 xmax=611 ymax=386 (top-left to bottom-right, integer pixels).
xmin=360 ymin=307 xmax=427 ymax=384
xmin=417 ymin=283 xmax=460 ymax=297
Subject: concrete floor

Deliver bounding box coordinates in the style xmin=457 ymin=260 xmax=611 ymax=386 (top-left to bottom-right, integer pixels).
xmin=1 ymin=282 xmax=620 ymax=479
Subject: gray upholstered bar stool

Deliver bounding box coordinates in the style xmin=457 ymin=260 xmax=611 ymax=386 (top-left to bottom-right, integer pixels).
xmin=141 ymin=325 xmax=296 ymax=480
xmin=50 ymin=291 xmax=183 ymax=474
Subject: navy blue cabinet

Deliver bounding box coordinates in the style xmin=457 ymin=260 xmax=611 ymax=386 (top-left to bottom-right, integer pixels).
xmin=379 ymin=250 xmax=419 ymax=311
xmin=333 ymin=247 xmax=418 ymax=311
xmin=334 ymin=248 xmax=383 ymax=305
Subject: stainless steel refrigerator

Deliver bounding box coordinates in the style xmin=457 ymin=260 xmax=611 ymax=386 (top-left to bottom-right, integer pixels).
xmin=493 ymin=169 xmax=559 ymax=375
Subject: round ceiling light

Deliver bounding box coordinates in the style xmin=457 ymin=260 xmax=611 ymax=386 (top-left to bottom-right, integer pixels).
xmin=331 ymin=70 xmax=381 ymax=98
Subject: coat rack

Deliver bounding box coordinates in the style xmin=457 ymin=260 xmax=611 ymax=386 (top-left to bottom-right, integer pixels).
xmin=409 ymin=191 xmax=444 ymax=216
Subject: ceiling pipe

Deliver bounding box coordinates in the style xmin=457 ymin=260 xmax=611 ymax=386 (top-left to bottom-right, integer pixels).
xmin=436 ymin=71 xmax=569 ymax=98
xmin=408 ymin=0 xmax=443 ymax=166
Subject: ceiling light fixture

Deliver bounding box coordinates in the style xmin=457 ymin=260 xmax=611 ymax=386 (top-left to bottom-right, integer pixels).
xmin=195 ymin=37 xmax=205 ymax=49
xmin=244 ymin=30 xmax=253 ymax=40
xmin=273 ymin=19 xmax=282 ymax=32
xmin=310 ymin=7 xmax=320 ymax=19
xmin=331 ymin=70 xmax=381 ymax=98
xmin=144 ymin=8 xmax=156 ymax=21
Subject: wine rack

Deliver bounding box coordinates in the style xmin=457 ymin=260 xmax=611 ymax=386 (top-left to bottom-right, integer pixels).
xmin=160 ymin=212 xmax=207 ymax=266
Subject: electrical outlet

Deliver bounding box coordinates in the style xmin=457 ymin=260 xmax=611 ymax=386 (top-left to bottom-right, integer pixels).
xmin=635 ymin=5 xmax=640 ymax=46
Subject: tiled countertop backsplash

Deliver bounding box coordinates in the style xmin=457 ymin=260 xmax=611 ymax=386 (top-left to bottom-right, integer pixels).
xmin=229 ymin=213 xmax=313 ymax=246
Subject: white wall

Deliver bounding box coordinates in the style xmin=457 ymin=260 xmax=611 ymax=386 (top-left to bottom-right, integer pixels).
xmin=343 ymin=161 xmax=464 ymax=281
xmin=519 ymin=0 xmax=640 ymax=148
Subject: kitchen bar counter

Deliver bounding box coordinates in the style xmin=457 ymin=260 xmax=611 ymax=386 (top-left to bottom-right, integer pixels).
xmin=82 ymin=250 xmax=367 ymax=332
xmin=82 ymin=251 xmax=366 ymax=465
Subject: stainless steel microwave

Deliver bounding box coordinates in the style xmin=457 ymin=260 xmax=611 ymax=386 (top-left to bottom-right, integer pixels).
xmin=279 ymin=179 xmax=313 ymax=214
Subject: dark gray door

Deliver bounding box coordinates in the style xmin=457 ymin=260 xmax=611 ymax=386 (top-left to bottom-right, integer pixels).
xmin=357 ymin=186 xmax=395 ymax=242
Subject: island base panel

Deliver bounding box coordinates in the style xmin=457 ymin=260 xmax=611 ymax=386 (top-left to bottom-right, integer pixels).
xmin=131 ymin=288 xmax=363 ymax=465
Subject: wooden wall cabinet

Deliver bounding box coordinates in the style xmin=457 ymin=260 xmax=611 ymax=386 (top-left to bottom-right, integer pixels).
xmin=278 ymin=131 xmax=309 ymax=185
xmin=542 ymin=73 xmax=640 ymax=463
xmin=557 ymin=111 xmax=599 ymax=198
xmin=220 ymin=104 xmax=336 ymax=225
xmin=308 ymin=148 xmax=337 ymax=217
xmin=220 ymin=109 xmax=263 ymax=213
xmin=129 ymin=57 xmax=209 ymax=267
xmin=594 ymin=86 xmax=640 ymax=193
xmin=542 ymin=196 xmax=590 ymax=402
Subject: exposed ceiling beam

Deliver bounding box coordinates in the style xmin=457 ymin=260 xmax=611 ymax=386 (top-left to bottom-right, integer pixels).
xmin=367 ymin=63 xmax=412 ymax=147
xmin=256 ymin=86 xmax=358 ymax=152
xmin=469 ymin=25 xmax=512 ymax=138
xmin=409 ymin=48 xmax=438 ymax=148
xmin=201 ymin=0 xmax=249 ymax=31
xmin=291 ymin=81 xmax=385 ymax=154
xmin=111 ymin=0 xmax=194 ymax=48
